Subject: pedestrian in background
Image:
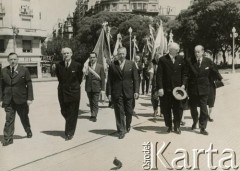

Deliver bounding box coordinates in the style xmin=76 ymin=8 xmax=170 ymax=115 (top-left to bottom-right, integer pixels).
xmin=56 ymin=47 xmax=83 ymax=141
xmin=204 ymin=49 xmax=223 ymax=122
xmin=0 ymin=52 xmax=34 ymax=146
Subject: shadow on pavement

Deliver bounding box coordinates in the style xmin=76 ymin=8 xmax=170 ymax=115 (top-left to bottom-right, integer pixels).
xmin=78 ymin=115 xmax=90 ymax=119
xmin=41 ymin=130 xmax=65 ymax=139
xmin=78 ymin=109 xmax=89 ymax=115
xmin=184 ymin=116 xmax=192 ymax=120
xmin=148 ymin=118 xmax=164 ymax=123
xmin=89 ymin=129 xmax=118 ymax=137
xmin=110 ymin=166 xmax=121 ymax=170
xmin=0 ymin=135 xmax=26 ymax=143
xmin=133 ymin=126 xmax=169 ymax=134
xmin=139 ymin=103 xmax=152 ymax=107
xmin=137 ymin=113 xmax=152 ymax=117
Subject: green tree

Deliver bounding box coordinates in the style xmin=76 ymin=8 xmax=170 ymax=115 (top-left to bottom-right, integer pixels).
xmin=169 ymin=0 xmax=240 ymax=63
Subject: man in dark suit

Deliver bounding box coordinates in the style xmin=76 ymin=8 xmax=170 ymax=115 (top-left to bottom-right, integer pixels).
xmin=56 ymin=47 xmax=83 ymax=140
xmin=0 ymin=52 xmax=34 ymax=146
xmin=187 ymin=45 xmax=222 ymax=135
xmin=156 ymin=43 xmax=188 ymax=134
xmin=85 ymin=52 xmax=105 ymax=122
xmin=107 ymin=47 xmax=139 ymax=139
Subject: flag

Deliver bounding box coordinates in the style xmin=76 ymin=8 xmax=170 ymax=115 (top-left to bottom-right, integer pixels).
xmin=113 ymin=33 xmax=122 ymax=56
xmin=132 ymin=36 xmax=139 ymax=61
xmin=93 ymin=23 xmax=112 ymax=70
xmin=151 ymin=20 xmax=168 ymax=59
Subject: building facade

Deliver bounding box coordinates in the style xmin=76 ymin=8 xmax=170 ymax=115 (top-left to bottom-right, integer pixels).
xmin=0 ymin=0 xmax=46 ymax=78
xmin=89 ymin=0 xmax=176 ymax=17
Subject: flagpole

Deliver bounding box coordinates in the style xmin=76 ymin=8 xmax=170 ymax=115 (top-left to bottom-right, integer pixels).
xmin=128 ymin=27 xmax=132 ymax=60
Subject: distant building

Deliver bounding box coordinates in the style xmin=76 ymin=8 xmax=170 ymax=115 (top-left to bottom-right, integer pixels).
xmin=53 ymin=14 xmax=74 ymax=39
xmin=88 ymin=0 xmax=176 ymax=17
xmin=0 ymin=0 xmax=47 ymax=78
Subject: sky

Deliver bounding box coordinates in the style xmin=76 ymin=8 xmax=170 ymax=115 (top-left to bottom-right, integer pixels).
xmin=40 ymin=0 xmax=190 ymax=34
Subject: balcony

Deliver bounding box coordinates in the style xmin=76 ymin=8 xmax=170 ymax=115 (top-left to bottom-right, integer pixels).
xmin=19 ymin=6 xmax=33 ymax=18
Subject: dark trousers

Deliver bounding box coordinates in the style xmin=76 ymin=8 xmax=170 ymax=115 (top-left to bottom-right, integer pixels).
xmin=87 ymin=91 xmax=100 ymax=117
xmin=59 ymin=100 xmax=80 ymax=136
xmin=189 ymin=95 xmax=209 ymax=129
xmin=112 ymin=95 xmax=133 ymax=134
xmin=142 ymin=76 xmax=149 ymax=94
xmin=160 ymin=92 xmax=183 ymax=129
xmin=3 ymin=101 xmax=31 ymax=141
xmin=151 ymin=90 xmax=159 ymax=111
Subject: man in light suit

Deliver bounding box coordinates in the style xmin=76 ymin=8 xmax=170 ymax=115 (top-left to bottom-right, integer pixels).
xmin=0 ymin=52 xmax=34 ymax=146
xmin=56 ymin=47 xmax=83 ymax=140
xmin=187 ymin=45 xmax=222 ymax=135
xmin=85 ymin=52 xmax=105 ymax=122
xmin=107 ymin=47 xmax=139 ymax=139
xmin=156 ymin=43 xmax=188 ymax=134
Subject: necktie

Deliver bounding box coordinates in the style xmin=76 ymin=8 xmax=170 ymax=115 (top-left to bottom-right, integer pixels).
xmin=197 ymin=59 xmax=201 ymax=68
xmin=65 ymin=62 xmax=69 ymax=69
xmin=172 ymin=57 xmax=175 ymax=64
xmin=11 ymin=66 xmax=14 ymax=76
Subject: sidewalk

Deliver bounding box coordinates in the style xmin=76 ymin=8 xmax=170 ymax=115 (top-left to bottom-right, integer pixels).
xmin=0 ymin=73 xmax=239 ymax=171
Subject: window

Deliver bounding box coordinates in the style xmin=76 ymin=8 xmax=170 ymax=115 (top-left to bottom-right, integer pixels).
xmin=22 ymin=40 xmax=32 ymax=53
xmin=0 ymin=39 xmax=4 ymax=53
xmin=22 ymin=18 xmax=31 ymax=28
xmin=0 ymin=17 xmax=3 ymax=27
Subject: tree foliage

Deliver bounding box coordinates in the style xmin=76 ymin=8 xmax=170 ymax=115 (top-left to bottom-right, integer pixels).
xmin=169 ymin=0 xmax=240 ymax=63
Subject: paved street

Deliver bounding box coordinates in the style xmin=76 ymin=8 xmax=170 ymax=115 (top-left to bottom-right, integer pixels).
xmin=0 ymin=73 xmax=240 ymax=171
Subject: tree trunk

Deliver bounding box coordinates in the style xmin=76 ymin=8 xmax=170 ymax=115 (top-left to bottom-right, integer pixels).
xmin=221 ymin=50 xmax=226 ymax=64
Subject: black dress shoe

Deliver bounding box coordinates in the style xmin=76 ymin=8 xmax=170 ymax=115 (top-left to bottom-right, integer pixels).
xmin=126 ymin=127 xmax=131 ymax=133
xmin=118 ymin=133 xmax=125 ymax=139
xmin=200 ymin=129 xmax=208 ymax=135
xmin=174 ymin=128 xmax=181 ymax=134
xmin=167 ymin=127 xmax=172 ymax=133
xmin=208 ymin=117 xmax=214 ymax=122
xmin=92 ymin=117 xmax=97 ymax=122
xmin=180 ymin=121 xmax=185 ymax=126
xmin=2 ymin=139 xmax=13 ymax=146
xmin=27 ymin=130 xmax=32 ymax=138
xmin=191 ymin=123 xmax=197 ymax=130
xmin=65 ymin=135 xmax=73 ymax=141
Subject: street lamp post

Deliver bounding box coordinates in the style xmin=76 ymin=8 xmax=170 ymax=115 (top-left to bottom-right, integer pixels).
xmin=128 ymin=27 xmax=132 ymax=60
xmin=12 ymin=26 xmax=19 ymax=53
xmin=231 ymin=27 xmax=238 ymax=73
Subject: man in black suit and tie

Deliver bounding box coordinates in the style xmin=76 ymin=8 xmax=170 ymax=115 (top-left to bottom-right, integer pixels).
xmin=107 ymin=47 xmax=139 ymax=139
xmin=56 ymin=47 xmax=83 ymax=140
xmin=156 ymin=43 xmax=188 ymax=134
xmin=0 ymin=52 xmax=34 ymax=146
xmin=85 ymin=52 xmax=105 ymax=122
xmin=187 ymin=45 xmax=222 ymax=135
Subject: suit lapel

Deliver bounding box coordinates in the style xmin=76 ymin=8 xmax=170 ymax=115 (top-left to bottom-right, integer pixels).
xmin=166 ymin=55 xmax=174 ymax=69
xmin=6 ymin=66 xmax=11 ymax=78
xmin=12 ymin=65 xmax=20 ymax=79
xmin=122 ymin=60 xmax=130 ymax=76
xmin=113 ymin=60 xmax=122 ymax=78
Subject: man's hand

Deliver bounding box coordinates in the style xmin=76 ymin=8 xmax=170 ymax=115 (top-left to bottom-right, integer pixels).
xmin=27 ymin=100 xmax=32 ymax=106
xmin=134 ymin=93 xmax=139 ymax=99
xmin=158 ymin=89 xmax=164 ymax=97
xmin=108 ymin=95 xmax=111 ymax=102
xmin=181 ymin=85 xmax=185 ymax=89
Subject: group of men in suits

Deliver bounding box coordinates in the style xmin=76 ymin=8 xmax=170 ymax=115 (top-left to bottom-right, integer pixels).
xmin=0 ymin=43 xmax=223 ymax=146
xmin=156 ymin=43 xmax=222 ymax=135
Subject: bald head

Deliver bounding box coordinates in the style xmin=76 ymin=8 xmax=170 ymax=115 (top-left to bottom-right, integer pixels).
xmin=135 ymin=55 xmax=140 ymax=62
xmin=168 ymin=42 xmax=180 ymax=57
xmin=194 ymin=45 xmax=204 ymax=59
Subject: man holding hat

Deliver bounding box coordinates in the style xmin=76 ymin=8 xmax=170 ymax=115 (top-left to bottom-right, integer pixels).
xmin=156 ymin=42 xmax=188 ymax=134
